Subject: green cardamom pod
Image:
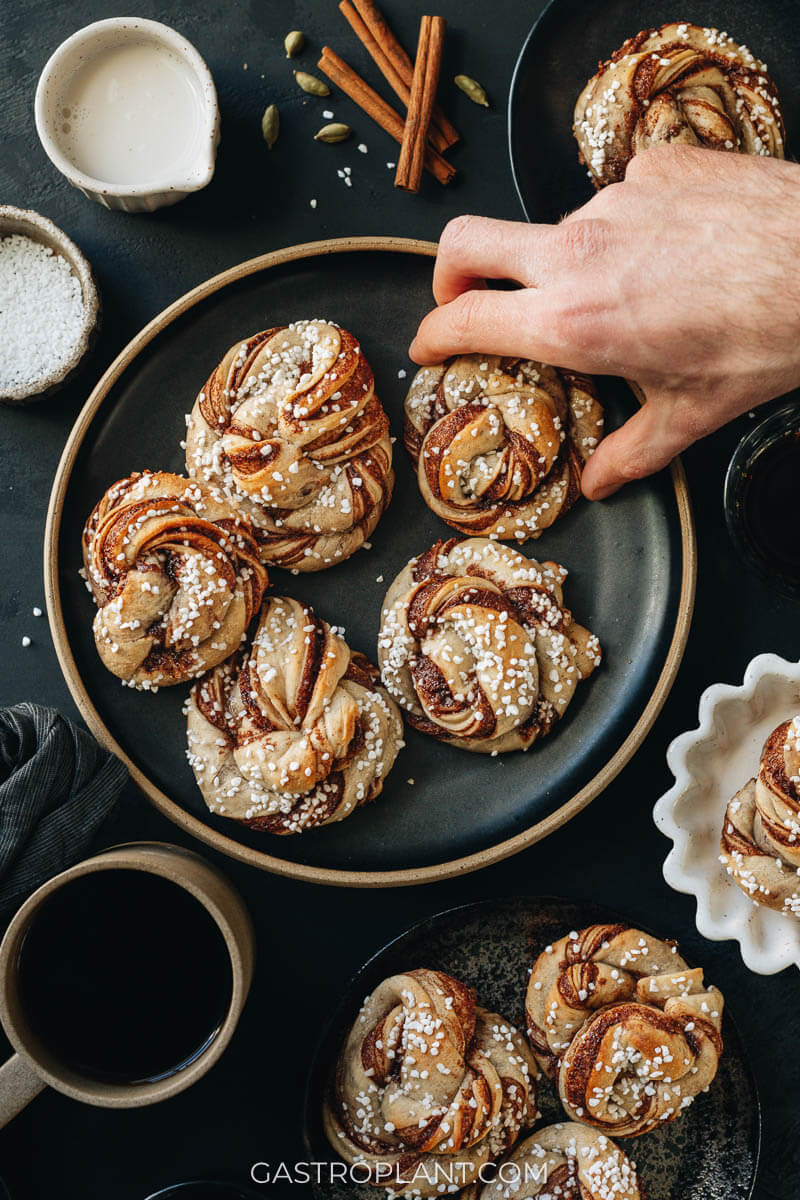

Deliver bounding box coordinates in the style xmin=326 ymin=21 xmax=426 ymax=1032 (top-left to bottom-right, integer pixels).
xmin=294 ymin=70 xmax=330 ymax=97
xmin=455 ymin=74 xmax=489 ymax=107
xmin=314 ymin=122 xmax=352 ymax=144
xmin=261 ymin=104 xmax=280 ymax=149
xmin=284 ymin=30 xmax=305 ymax=58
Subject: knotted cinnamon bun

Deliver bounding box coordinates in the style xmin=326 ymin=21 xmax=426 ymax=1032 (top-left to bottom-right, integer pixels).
xmin=463 ymin=1122 xmax=643 ymax=1200
xmin=404 ymin=356 xmax=603 ymax=540
xmin=720 ymin=716 xmax=800 ymax=917
xmin=82 ymin=471 xmax=268 ymax=689
xmin=185 ymin=320 xmax=394 ymax=571
xmin=186 ymin=595 xmax=403 ymax=835
xmin=323 ymin=968 xmax=539 ymax=1197
xmin=525 ymin=925 xmax=724 ymax=1137
xmin=377 ymin=537 xmax=601 ymax=753
xmin=574 ymin=23 xmax=785 ymax=188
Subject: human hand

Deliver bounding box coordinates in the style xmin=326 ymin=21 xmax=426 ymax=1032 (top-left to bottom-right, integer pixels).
xmin=409 ymin=146 xmax=800 ymax=499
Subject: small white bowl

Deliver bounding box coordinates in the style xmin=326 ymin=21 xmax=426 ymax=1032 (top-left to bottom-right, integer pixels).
xmin=0 ymin=205 xmax=99 ymax=404
xmin=654 ymin=653 xmax=800 ymax=974
xmin=34 ymin=18 xmax=220 ymax=213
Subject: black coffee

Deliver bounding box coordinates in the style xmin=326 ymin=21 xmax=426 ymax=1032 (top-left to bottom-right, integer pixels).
xmin=742 ymin=431 xmax=800 ymax=582
xmin=18 ymin=869 xmax=232 ymax=1084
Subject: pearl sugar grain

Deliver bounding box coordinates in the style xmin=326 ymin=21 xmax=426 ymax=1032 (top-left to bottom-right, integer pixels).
xmin=0 ymin=234 xmax=85 ymax=392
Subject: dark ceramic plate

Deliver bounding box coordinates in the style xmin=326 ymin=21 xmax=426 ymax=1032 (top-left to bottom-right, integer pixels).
xmin=508 ymin=0 xmax=800 ymax=222
xmin=303 ymin=896 xmax=760 ymax=1200
xmin=47 ymin=239 xmax=694 ymax=884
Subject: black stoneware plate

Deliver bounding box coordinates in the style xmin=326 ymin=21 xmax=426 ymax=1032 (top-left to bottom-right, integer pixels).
xmin=303 ymin=896 xmax=760 ymax=1200
xmin=509 ymin=0 xmax=800 ymax=222
xmin=46 ymin=238 xmax=694 ymax=885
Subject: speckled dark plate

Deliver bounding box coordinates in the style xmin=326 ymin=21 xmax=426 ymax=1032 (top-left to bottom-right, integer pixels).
xmin=508 ymin=0 xmax=800 ymax=222
xmin=303 ymin=896 xmax=760 ymax=1200
xmin=46 ymin=238 xmax=694 ymax=885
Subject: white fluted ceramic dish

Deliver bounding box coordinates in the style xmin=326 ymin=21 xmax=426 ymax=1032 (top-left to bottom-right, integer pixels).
xmin=654 ymin=654 xmax=800 ymax=974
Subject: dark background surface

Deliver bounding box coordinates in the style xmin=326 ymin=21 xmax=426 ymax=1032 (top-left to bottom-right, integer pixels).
xmin=0 ymin=1 xmax=798 ymax=1197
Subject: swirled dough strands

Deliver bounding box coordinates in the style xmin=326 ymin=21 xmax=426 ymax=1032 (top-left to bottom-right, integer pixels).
xmin=186 ymin=596 xmax=404 ymax=834
xmin=323 ymin=969 xmax=539 ymax=1197
xmin=574 ymin=23 xmax=785 ymax=188
xmin=185 ymin=319 xmax=394 ymax=571
xmin=525 ymin=926 xmax=724 ymax=1137
xmin=466 ymin=1122 xmax=642 ymax=1200
xmin=405 ymin=356 xmax=603 ymax=541
xmin=378 ymin=538 xmax=601 ymax=753
xmin=720 ymin=716 xmax=800 ymax=917
xmin=82 ymin=472 xmax=268 ymax=689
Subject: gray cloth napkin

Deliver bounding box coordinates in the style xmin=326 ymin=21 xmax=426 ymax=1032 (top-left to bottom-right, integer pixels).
xmin=0 ymin=703 xmax=128 ymax=918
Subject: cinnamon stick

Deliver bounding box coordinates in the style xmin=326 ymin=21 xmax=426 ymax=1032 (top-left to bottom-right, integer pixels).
xmin=338 ymin=0 xmax=456 ymax=154
xmin=317 ymin=47 xmax=456 ymax=185
xmin=345 ymin=0 xmax=455 ymax=150
xmin=395 ymin=17 xmax=445 ymax=193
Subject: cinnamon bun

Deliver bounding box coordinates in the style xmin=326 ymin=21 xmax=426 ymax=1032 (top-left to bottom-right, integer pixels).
xmin=404 ymin=356 xmax=603 ymax=541
xmin=463 ymin=1122 xmax=643 ymax=1200
xmin=720 ymin=716 xmax=800 ymax=917
xmin=575 ymin=23 xmax=784 ymax=188
xmin=525 ymin=925 xmax=723 ymax=1137
xmin=323 ymin=968 xmax=539 ymax=1197
xmin=186 ymin=595 xmax=403 ymax=834
xmin=377 ymin=537 xmax=601 ymax=753
xmin=185 ymin=320 xmax=394 ymax=571
xmin=82 ymin=471 xmax=267 ymax=689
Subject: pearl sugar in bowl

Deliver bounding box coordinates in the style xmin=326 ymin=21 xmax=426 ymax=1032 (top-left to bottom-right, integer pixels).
xmin=0 ymin=206 xmax=98 ymax=404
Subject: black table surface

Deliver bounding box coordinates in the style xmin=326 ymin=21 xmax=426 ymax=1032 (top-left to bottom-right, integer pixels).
xmin=1 ymin=2 xmax=798 ymax=1197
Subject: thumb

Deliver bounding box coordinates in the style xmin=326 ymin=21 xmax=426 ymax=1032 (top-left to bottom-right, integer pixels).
xmin=581 ymin=399 xmax=690 ymax=500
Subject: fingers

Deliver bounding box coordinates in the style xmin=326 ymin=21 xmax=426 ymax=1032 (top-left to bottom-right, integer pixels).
xmin=409 ymin=287 xmax=600 ymax=368
xmin=410 ymin=289 xmax=533 ymax=363
xmin=581 ymin=399 xmax=691 ymax=500
xmin=433 ymin=215 xmax=562 ymax=305
xmin=410 ymin=279 xmax=619 ymax=370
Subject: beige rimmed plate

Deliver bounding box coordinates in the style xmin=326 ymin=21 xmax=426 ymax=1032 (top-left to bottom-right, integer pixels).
xmin=45 ymin=236 xmax=696 ymax=887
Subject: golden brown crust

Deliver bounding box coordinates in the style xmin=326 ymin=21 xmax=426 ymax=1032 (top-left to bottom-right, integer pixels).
xmin=378 ymin=537 xmax=601 ymax=753
xmin=463 ymin=1122 xmax=644 ymax=1200
xmin=186 ymin=595 xmax=404 ymax=835
xmin=525 ymin=925 xmax=723 ymax=1137
xmin=404 ymin=357 xmax=602 ymax=542
xmin=185 ymin=320 xmax=394 ymax=571
xmin=82 ymin=471 xmax=268 ymax=689
xmin=323 ymin=968 xmax=539 ymax=1197
xmin=574 ymin=22 xmax=785 ymax=188
xmin=720 ymin=718 xmax=800 ymax=916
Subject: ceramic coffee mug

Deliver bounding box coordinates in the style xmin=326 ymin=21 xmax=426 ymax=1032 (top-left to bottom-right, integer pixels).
xmin=0 ymin=842 xmax=255 ymax=1124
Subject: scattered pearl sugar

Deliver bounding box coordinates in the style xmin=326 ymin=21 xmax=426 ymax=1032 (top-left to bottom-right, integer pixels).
xmin=21 ymin=636 xmax=31 ymax=647
xmin=0 ymin=234 xmax=85 ymax=391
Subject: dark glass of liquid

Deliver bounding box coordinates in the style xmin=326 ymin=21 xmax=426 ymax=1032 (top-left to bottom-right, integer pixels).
xmin=17 ymin=870 xmax=233 ymax=1084
xmin=724 ymin=400 xmax=800 ymax=597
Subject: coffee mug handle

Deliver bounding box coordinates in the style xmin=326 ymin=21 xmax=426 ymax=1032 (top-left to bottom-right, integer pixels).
xmin=0 ymin=1054 xmax=45 ymax=1126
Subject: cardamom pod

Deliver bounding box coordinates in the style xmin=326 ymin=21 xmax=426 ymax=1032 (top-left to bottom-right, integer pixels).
xmin=284 ymin=30 xmax=304 ymax=58
xmin=314 ymin=122 xmax=352 ymax=144
xmin=261 ymin=103 xmax=280 ymax=149
xmin=294 ymin=70 xmax=330 ymax=97
xmin=455 ymin=74 xmax=489 ymax=107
